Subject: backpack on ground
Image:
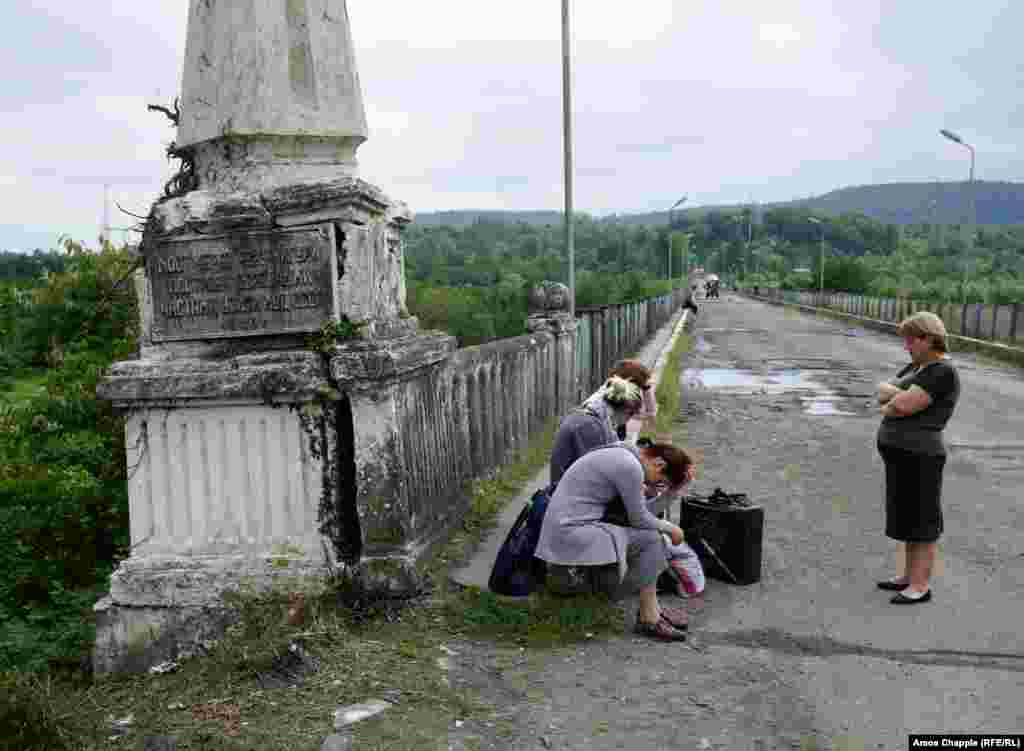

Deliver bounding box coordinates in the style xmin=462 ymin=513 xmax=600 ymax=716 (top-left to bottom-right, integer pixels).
xmin=488 ymin=487 xmax=550 ymax=596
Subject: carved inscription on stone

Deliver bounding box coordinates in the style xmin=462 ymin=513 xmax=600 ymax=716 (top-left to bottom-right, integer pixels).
xmin=149 ymin=225 xmax=337 ymax=342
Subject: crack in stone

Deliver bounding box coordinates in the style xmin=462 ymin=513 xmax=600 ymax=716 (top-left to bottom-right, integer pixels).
xmin=697 ymin=628 xmax=1024 ymax=672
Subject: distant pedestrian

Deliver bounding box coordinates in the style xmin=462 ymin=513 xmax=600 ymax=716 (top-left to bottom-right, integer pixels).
xmin=875 ymin=312 xmax=960 ymax=605
xmin=683 ymin=285 xmax=699 ymax=316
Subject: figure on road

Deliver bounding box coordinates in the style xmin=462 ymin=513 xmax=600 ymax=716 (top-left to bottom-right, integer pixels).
xmin=535 ymin=441 xmax=695 ymax=641
xmin=875 ymin=312 xmax=960 ymax=604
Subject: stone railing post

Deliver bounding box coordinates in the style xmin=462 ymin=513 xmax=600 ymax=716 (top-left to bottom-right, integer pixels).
xmin=526 ymin=282 xmax=577 ymax=415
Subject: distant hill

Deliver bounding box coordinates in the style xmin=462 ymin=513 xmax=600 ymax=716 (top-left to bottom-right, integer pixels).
xmin=415 ymin=181 xmax=1024 ymax=227
xmin=786 ymin=181 xmax=1024 ymax=226
xmin=413 ymin=210 xmax=566 ymax=227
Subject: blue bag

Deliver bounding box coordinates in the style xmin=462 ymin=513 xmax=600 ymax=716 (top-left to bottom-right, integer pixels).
xmin=487 ymin=488 xmax=550 ymax=596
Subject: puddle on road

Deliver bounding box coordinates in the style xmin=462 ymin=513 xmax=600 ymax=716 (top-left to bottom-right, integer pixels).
xmin=684 ymin=368 xmax=863 ymax=417
xmin=684 ymin=368 xmax=816 ymax=390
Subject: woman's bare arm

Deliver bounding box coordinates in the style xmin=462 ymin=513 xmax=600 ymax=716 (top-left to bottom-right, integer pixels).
xmin=881 ymin=385 xmax=933 ymax=417
xmin=877 ymin=382 xmax=901 ymax=405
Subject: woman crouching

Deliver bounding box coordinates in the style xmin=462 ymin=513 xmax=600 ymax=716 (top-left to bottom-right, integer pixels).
xmin=535 ymin=440 xmax=694 ymax=642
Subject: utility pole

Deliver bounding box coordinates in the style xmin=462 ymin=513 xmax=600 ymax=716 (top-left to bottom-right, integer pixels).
xmin=808 ymin=217 xmax=824 ymax=294
xmin=561 ymin=0 xmax=575 ymax=318
xmin=102 ymin=183 xmax=111 ymax=246
xmin=667 ymin=195 xmax=687 ymax=284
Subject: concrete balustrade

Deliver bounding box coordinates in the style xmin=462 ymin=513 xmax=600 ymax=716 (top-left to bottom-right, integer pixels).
xmin=353 ymin=289 xmax=688 ymax=562
xmin=749 ymin=288 xmax=1024 ymax=350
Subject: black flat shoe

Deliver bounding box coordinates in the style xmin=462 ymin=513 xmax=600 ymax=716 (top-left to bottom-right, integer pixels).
xmin=876 ymin=579 xmax=909 ymax=591
xmin=890 ymin=590 xmax=931 ymax=605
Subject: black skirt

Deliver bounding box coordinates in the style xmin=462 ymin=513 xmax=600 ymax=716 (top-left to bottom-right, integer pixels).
xmin=878 ymin=444 xmax=946 ymax=542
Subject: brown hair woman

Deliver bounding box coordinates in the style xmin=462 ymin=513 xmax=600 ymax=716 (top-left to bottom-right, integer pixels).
xmin=876 ymin=312 xmax=960 ymax=604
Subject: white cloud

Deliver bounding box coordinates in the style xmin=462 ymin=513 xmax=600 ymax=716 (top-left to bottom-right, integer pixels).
xmin=758 ymin=22 xmax=802 ymax=49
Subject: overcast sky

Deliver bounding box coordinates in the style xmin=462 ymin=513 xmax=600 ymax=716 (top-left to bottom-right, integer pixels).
xmin=2 ymin=0 xmax=1022 ymax=251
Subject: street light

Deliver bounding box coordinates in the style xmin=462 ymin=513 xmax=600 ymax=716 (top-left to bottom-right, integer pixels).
xmin=808 ymin=217 xmax=825 ymax=294
xmin=562 ymin=0 xmax=575 ymax=318
xmin=667 ymin=195 xmax=687 ymax=283
xmin=940 ymin=129 xmax=976 ymax=303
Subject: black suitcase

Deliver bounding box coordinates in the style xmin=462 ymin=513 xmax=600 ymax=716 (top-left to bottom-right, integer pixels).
xmin=679 ymin=492 xmax=764 ymax=585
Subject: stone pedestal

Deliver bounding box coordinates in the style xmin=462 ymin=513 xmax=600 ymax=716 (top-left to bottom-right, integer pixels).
xmin=94 ymin=350 xmax=342 ymax=673
xmin=95 ymin=177 xmax=460 ymax=672
xmin=93 ymin=0 xmax=464 ymax=674
xmin=96 ymin=181 xmax=459 ymax=674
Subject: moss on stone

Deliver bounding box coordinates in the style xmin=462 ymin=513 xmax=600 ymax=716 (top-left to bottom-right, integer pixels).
xmin=364 ymin=520 xmax=405 ymax=545
xmin=125 ymin=623 xmax=161 ymax=656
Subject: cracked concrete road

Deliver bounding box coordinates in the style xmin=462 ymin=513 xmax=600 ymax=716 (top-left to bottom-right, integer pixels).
xmin=446 ymin=293 xmax=1024 ymax=751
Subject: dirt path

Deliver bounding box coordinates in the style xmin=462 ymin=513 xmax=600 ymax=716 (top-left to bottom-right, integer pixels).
xmin=445 ymin=294 xmax=1024 ymax=751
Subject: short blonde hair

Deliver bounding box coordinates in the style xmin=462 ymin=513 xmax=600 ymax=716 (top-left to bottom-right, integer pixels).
xmin=600 ymin=375 xmax=643 ymax=407
xmin=896 ymin=311 xmax=948 ymax=353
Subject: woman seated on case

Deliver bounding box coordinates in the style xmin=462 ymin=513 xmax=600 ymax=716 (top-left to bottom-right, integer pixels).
xmin=534 ymin=439 xmax=695 ymax=642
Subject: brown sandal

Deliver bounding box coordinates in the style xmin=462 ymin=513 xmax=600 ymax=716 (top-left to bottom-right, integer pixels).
xmin=636 ymin=607 xmax=688 ymax=631
xmin=659 ymin=606 xmax=689 ymax=631
xmin=634 ymin=618 xmax=687 ymax=642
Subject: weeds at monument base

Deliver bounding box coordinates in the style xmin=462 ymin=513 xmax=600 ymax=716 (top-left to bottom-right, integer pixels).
xmin=2 ymin=585 xmax=488 ymax=750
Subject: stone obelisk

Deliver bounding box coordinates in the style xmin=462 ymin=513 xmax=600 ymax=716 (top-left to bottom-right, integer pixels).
xmin=177 ymin=0 xmax=367 ymax=193
xmin=94 ymin=0 xmax=454 ymax=674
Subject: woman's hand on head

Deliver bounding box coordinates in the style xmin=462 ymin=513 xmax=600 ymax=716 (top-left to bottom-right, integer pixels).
xmin=663 ymin=466 xmax=695 ymax=499
xmin=668 ymin=524 xmax=685 ymax=546
xmin=643 ymin=482 xmax=663 ymax=499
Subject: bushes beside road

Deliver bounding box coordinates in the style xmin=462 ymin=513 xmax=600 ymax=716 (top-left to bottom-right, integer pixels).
xmin=0 ymin=238 xmax=137 ymax=673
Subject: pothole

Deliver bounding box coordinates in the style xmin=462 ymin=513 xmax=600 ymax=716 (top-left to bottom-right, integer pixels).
xmin=683 ymin=368 xmax=872 ymax=417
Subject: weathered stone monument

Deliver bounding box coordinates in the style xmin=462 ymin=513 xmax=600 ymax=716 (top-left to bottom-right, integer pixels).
xmin=94 ymin=0 xmax=456 ymax=673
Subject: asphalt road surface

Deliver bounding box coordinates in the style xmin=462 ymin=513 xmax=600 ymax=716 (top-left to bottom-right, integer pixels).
xmin=447 ymin=292 xmax=1024 ymax=751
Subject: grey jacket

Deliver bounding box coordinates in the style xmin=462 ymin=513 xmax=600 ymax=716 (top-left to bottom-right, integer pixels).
xmin=548 ymin=396 xmax=620 ymax=489
xmin=535 ymin=443 xmax=674 ymax=579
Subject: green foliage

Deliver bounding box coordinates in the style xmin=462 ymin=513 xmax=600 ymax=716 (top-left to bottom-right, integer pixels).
xmin=20 ymin=237 xmax=139 ymax=367
xmin=0 ymin=238 xmax=136 ymax=673
xmin=446 ymin=588 xmax=622 ymax=648
xmin=305 ymin=316 xmax=367 ymax=353
xmin=648 ymin=330 xmax=692 ymax=437
xmin=408 ymin=278 xmax=528 ymax=346
xmin=0 ymin=250 xmax=69 ymax=281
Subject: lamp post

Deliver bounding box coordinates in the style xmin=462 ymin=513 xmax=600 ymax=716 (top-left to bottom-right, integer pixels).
xmin=562 ymin=0 xmax=575 ymax=318
xmin=680 ymin=231 xmax=694 ymax=282
xmin=808 ymin=217 xmax=824 ymax=295
xmin=667 ymin=195 xmax=687 ymax=283
xmin=940 ymin=129 xmax=976 ymax=304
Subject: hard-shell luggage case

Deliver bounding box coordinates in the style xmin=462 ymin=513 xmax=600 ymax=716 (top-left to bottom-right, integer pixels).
xmin=679 ymin=492 xmax=764 ymax=585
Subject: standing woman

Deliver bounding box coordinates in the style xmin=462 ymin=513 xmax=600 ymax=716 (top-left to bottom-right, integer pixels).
xmin=876 ymin=312 xmax=960 ymax=604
